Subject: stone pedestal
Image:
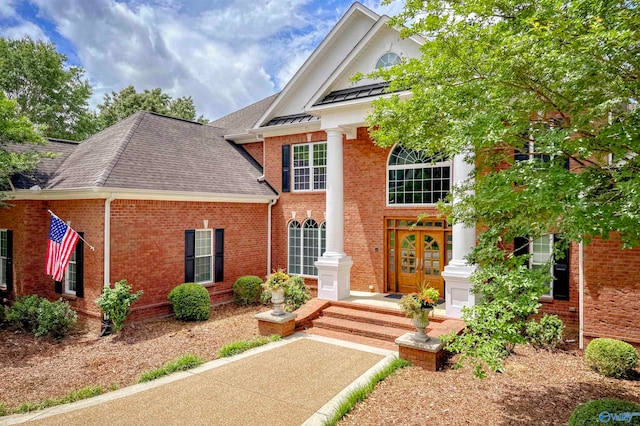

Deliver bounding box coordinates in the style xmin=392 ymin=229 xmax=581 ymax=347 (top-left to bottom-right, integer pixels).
xmin=255 ymin=311 xmax=297 ymax=337
xmin=395 ymin=332 xmax=446 ymax=372
xmin=315 ymin=255 xmax=353 ymax=300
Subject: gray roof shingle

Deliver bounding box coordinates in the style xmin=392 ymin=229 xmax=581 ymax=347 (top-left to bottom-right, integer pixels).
xmin=209 ymin=93 xmax=278 ymax=135
xmin=9 ymin=138 xmax=79 ymax=189
xmin=44 ymin=111 xmax=276 ymax=198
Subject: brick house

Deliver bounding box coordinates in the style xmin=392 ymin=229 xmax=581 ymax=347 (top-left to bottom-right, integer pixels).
xmin=1 ymin=2 xmax=638 ymax=348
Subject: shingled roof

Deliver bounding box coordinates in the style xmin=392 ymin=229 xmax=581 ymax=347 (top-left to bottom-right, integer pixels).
xmin=209 ymin=93 xmax=278 ymax=135
xmin=41 ymin=111 xmax=275 ymax=198
xmin=10 ymin=138 xmax=79 ymax=190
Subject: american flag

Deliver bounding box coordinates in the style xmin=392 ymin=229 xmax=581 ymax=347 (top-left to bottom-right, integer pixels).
xmin=45 ymin=215 xmax=80 ymax=282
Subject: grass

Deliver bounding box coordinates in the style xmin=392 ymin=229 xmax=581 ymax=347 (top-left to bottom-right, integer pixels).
xmin=217 ymin=335 xmax=281 ymax=358
xmin=1 ymin=386 xmax=106 ymax=415
xmin=323 ymin=357 xmax=411 ymax=426
xmin=138 ymin=353 xmax=205 ymax=383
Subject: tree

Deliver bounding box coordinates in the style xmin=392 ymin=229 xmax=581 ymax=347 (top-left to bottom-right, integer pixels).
xmin=366 ymin=0 xmax=639 ymax=376
xmin=0 ymin=93 xmax=47 ymax=195
xmin=0 ymin=37 xmax=95 ymax=141
xmin=95 ymin=86 xmax=208 ymax=131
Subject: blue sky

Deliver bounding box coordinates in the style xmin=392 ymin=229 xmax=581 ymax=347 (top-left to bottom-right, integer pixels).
xmin=0 ymin=0 xmax=404 ymax=120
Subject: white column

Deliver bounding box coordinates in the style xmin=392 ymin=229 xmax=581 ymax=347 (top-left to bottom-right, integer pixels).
xmin=315 ymin=128 xmax=352 ymax=300
xmin=442 ymin=152 xmax=477 ymax=318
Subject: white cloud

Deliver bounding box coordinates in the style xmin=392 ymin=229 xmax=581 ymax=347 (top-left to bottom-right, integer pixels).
xmin=0 ymin=20 xmax=49 ymax=41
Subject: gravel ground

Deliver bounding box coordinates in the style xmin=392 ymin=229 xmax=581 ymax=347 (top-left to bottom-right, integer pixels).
xmin=2 ymin=304 xmax=639 ymax=425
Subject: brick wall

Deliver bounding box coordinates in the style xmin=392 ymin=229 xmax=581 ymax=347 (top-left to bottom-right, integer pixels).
xmin=241 ymin=141 xmax=264 ymax=166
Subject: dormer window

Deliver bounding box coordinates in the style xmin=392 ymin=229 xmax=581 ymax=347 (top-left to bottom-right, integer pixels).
xmin=376 ymin=52 xmax=401 ymax=69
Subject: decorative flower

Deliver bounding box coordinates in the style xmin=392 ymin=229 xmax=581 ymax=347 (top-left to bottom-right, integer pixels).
xmin=398 ymin=284 xmax=440 ymax=317
xmin=262 ymin=270 xmax=290 ymax=292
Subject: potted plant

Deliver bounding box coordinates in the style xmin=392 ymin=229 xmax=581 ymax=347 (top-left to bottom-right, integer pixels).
xmin=262 ymin=270 xmax=290 ymax=316
xmin=399 ymin=284 xmax=440 ymax=342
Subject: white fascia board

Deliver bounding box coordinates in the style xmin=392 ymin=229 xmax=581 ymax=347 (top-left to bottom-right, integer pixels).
xmin=308 ymin=90 xmax=412 ymax=129
xmin=254 ymin=3 xmax=379 ymax=128
xmin=305 ymin=17 xmax=390 ymax=110
xmin=224 ymin=132 xmax=263 ymax=144
xmin=10 ymin=187 xmax=278 ymax=204
xmin=249 ymin=120 xmax=322 ymax=139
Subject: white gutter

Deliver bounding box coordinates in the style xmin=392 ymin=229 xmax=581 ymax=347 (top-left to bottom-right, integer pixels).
xmin=579 ymin=241 xmax=585 ymax=349
xmin=267 ymin=198 xmax=277 ymax=276
xmin=104 ymin=194 xmax=115 ymax=289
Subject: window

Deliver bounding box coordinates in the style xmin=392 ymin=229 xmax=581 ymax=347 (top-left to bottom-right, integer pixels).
xmin=288 ymin=219 xmax=326 ymax=276
xmin=376 ymin=52 xmax=401 ymax=68
xmin=185 ymin=229 xmax=223 ymax=284
xmin=515 ymin=234 xmax=570 ymax=300
xmin=387 ymin=145 xmax=451 ymax=205
xmin=54 ymin=233 xmax=84 ymax=297
xmin=0 ymin=230 xmax=12 ymax=292
xmin=292 ymin=142 xmax=327 ymax=191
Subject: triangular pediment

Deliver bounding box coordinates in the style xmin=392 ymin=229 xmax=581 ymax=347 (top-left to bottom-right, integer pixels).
xmin=254 ymin=2 xmax=422 ymax=132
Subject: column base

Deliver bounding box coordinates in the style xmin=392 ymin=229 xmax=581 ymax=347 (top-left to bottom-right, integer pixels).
xmin=442 ymin=260 xmax=477 ymax=319
xmin=315 ymin=255 xmax=353 ymax=300
xmin=255 ymin=311 xmax=297 ymax=337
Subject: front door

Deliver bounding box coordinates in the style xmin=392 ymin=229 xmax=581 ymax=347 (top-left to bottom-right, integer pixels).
xmin=397 ymin=230 xmax=445 ymax=296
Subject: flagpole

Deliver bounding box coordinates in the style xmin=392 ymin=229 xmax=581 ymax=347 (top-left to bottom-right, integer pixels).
xmin=47 ymin=210 xmax=96 ymax=251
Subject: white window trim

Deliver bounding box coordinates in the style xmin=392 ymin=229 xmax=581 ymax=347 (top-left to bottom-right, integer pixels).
xmin=287 ymin=220 xmax=326 ymax=278
xmin=64 ymin=249 xmax=77 ymax=295
xmin=386 ymin=147 xmax=452 ymax=207
xmin=292 ymin=141 xmax=327 ymax=193
xmin=529 ymin=234 xmax=554 ymax=298
xmin=195 ymin=229 xmax=213 ymax=284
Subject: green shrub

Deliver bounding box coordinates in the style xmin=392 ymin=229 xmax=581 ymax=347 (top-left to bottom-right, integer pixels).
xmin=217 ymin=335 xmax=281 ymax=358
xmin=525 ymin=314 xmax=564 ymax=350
xmin=232 ymin=276 xmax=263 ymax=306
xmin=0 ymin=304 xmax=9 ymax=328
xmin=585 ymin=338 xmax=639 ymax=378
xmin=569 ymin=398 xmax=640 ymax=425
xmin=260 ymin=275 xmax=311 ymax=312
xmin=7 ymin=295 xmax=43 ymax=331
xmin=34 ymin=298 xmax=77 ymax=338
xmin=167 ymin=283 xmax=210 ymax=321
xmin=95 ymin=279 xmax=144 ymax=333
xmin=138 ymin=353 xmax=204 ymax=383
xmin=6 ymin=295 xmax=77 ymax=338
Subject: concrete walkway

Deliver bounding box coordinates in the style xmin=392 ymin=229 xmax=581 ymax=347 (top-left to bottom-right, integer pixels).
xmin=1 ymin=334 xmax=397 ymax=426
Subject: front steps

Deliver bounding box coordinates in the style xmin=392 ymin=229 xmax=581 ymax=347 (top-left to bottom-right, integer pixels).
xmin=295 ymin=300 xmax=465 ymax=352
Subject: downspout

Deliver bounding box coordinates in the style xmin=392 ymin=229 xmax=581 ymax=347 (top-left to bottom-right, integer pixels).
xmin=267 ymin=198 xmax=277 ymax=276
xmin=579 ymin=241 xmax=585 ymax=349
xmin=104 ymin=194 xmax=115 ymax=289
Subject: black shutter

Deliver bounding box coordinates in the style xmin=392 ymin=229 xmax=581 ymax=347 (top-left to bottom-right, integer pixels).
xmin=75 ymin=234 xmax=84 ymax=298
xmin=55 ymin=280 xmax=62 ymax=294
xmin=282 ymin=144 xmax=291 ymax=193
xmin=514 ymin=236 xmax=529 ymax=260
xmin=553 ymin=235 xmax=570 ymax=300
xmin=514 ymin=139 xmax=529 ymax=162
xmin=5 ymin=230 xmax=13 ymax=293
xmin=215 ymin=229 xmax=224 ymax=283
xmin=185 ymin=230 xmax=195 ymax=283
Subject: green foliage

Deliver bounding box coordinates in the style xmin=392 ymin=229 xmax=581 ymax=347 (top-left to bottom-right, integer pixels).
xmin=569 ymin=399 xmax=640 ymax=425
xmin=322 ymin=358 xmax=411 ymax=426
xmin=217 ymin=335 xmax=281 ymax=358
xmin=584 ymin=338 xmax=639 ymax=379
xmin=525 ymin=314 xmax=565 ymax=350
xmin=167 ymin=282 xmax=210 ymax=321
xmin=6 ymin=295 xmax=76 ymax=338
xmin=0 ymin=37 xmax=94 ymax=140
xmin=261 ymin=275 xmax=311 ymax=312
xmin=0 ymin=402 xmax=7 ymax=416
xmin=11 ymin=386 xmax=104 ymax=414
xmin=232 ymin=275 xmax=263 ymax=306
xmin=262 ymin=270 xmax=289 ymax=292
xmin=95 ymin=279 xmax=143 ymax=333
xmin=138 ymin=353 xmax=204 ymax=383
xmin=95 ymin=85 xmax=207 ymax=131
xmin=34 ymin=298 xmax=77 ymax=338
xmin=366 ymin=0 xmax=640 ymax=378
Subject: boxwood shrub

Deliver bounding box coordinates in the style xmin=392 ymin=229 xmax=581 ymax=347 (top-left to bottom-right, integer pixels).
xmin=232 ymin=276 xmax=263 ymax=306
xmin=569 ymin=399 xmax=640 ymax=425
xmin=6 ymin=295 xmax=77 ymax=338
xmin=584 ymin=338 xmax=638 ymax=378
xmin=167 ymin=283 xmax=210 ymax=321
xmin=525 ymin=314 xmax=564 ymax=350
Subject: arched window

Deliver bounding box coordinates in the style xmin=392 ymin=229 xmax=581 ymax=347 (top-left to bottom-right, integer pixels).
xmin=376 ymin=52 xmax=401 ymax=69
xmin=387 ymin=145 xmax=451 ymax=205
xmin=288 ymin=219 xmax=327 ymax=276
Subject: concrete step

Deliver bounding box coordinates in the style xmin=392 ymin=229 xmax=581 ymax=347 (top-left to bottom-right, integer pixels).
xmin=311 ymin=316 xmax=407 ymax=342
xmin=321 ymin=305 xmax=415 ymax=331
xmin=304 ymin=327 xmax=398 ymax=351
